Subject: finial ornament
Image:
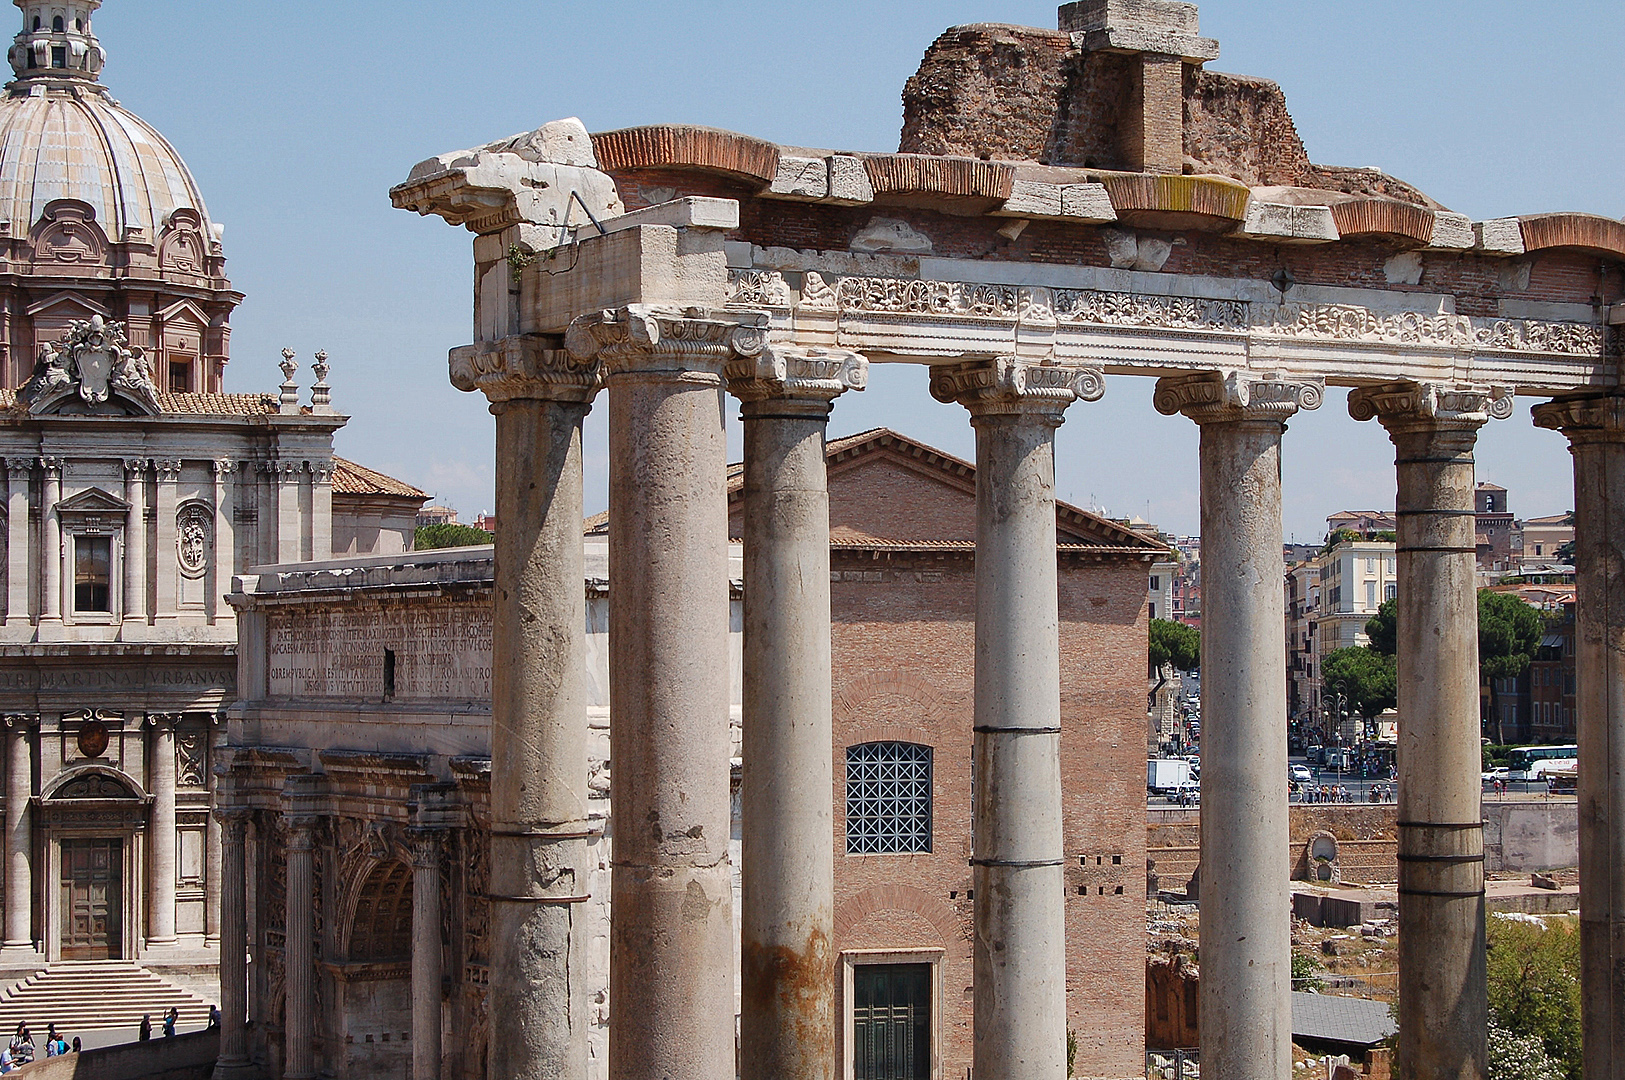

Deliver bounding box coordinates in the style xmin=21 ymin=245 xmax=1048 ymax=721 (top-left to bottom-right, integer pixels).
xmin=278 ymin=348 xmax=301 ymax=415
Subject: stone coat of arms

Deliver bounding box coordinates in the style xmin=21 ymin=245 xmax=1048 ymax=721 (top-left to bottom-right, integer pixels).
xmin=20 ymin=315 xmax=161 ymax=414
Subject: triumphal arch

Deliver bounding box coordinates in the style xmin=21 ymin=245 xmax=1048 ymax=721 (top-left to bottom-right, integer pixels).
xmin=366 ymin=3 xmax=1623 ymax=1078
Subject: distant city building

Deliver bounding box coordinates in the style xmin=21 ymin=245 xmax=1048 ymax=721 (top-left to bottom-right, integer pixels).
xmin=1285 ymin=560 xmax=1320 ymax=722
xmin=1475 ymin=482 xmax=1516 ymax=573
xmin=416 ymin=504 xmax=460 ymax=527
xmin=1516 ymin=512 xmax=1574 ymax=572
xmin=1325 ymin=510 xmax=1396 ymax=539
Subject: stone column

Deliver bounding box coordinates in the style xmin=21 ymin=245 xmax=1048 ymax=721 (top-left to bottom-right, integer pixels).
xmin=154 ymin=459 xmax=181 ymax=620
xmin=211 ymin=460 xmax=235 ymax=625
xmin=1533 ymin=393 xmax=1624 ymax=1079
xmin=215 ymin=805 xmax=253 ymax=1077
xmin=933 ymin=358 xmax=1103 ymax=1079
xmin=6 ymin=459 xmax=30 ymax=626
xmin=1155 ymin=371 xmax=1322 ymax=1080
xmin=146 ymin=713 xmax=179 ymax=947
xmin=123 ymin=458 xmax=147 ymax=625
xmin=410 ymin=830 xmax=443 ymax=1080
xmin=2 ymin=713 xmax=33 ymax=950
xmin=39 ymin=457 xmax=59 ymax=626
xmin=1351 ymin=382 xmax=1507 ymax=1080
xmin=283 ymin=815 xmax=317 ymax=1080
xmin=567 ymin=305 xmax=765 ymax=1080
xmin=728 ymin=345 xmax=866 ymax=1080
xmin=446 ymin=333 xmax=601 ymax=1080
xmin=204 ymin=718 xmax=226 ymax=945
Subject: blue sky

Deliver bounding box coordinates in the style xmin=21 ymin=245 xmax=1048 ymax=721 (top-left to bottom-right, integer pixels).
xmin=90 ymin=1 xmax=1624 ymax=539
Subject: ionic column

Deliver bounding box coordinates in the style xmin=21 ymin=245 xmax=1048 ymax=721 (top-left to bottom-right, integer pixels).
xmin=447 ymin=333 xmax=601 ymax=1080
xmin=410 ymin=830 xmax=443 ymax=1080
xmin=933 ymin=358 xmax=1103 ymax=1079
xmin=2 ymin=713 xmax=34 ymax=950
xmin=1351 ymin=382 xmax=1506 ymax=1080
xmin=567 ymin=305 xmax=764 ymax=1080
xmin=6 ymin=459 xmax=30 ymax=626
xmin=123 ymin=458 xmax=147 ymax=625
xmin=728 ymin=345 xmax=867 ymax=1080
xmin=146 ymin=713 xmax=179 ymax=947
xmin=1533 ymin=393 xmax=1625 ymax=1079
xmin=38 ymin=457 xmax=59 ymax=626
xmin=215 ymin=805 xmax=253 ymax=1077
xmin=154 ymin=459 xmax=181 ymax=620
xmin=283 ymin=814 xmax=317 ymax=1080
xmin=211 ymin=460 xmax=236 ymax=625
xmin=1155 ymin=371 xmax=1322 ymax=1080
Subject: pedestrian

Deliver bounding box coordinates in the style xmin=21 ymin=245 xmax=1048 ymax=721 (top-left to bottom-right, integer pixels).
xmin=138 ymin=1014 xmax=151 ymax=1042
xmin=10 ymin=1022 xmax=33 ymax=1065
xmin=163 ymin=1007 xmax=177 ymax=1037
xmin=1 ymin=1045 xmax=12 ymax=1073
xmin=42 ymin=1023 xmax=57 ymax=1057
xmin=208 ymin=1005 xmax=220 ymax=1029
xmin=70 ymin=1038 xmax=80 ymax=1054
xmin=51 ymin=1032 xmax=66 ymax=1057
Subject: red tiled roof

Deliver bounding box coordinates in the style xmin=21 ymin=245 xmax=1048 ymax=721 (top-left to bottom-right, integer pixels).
xmin=331 ymin=457 xmax=428 ymax=500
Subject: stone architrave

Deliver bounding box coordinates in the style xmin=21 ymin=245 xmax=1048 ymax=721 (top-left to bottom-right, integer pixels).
xmin=1349 ymin=380 xmax=1512 ymax=1080
xmin=726 ymin=343 xmax=866 ymax=1080
xmin=931 ymin=357 xmax=1104 ymax=1080
xmin=1155 ymin=370 xmax=1322 ymax=1080
xmin=567 ymin=304 xmax=767 ymax=1080
xmin=447 ymin=332 xmax=601 ymax=1080
xmin=1532 ymin=392 xmax=1625 ymax=1080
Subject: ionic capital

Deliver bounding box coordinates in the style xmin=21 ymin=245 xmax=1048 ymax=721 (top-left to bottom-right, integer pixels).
xmin=154 ymin=459 xmax=183 ymax=483
xmin=565 ymin=305 xmax=768 ymax=379
xmin=212 ymin=459 xmax=237 ymax=479
xmin=449 ymin=334 xmax=600 ymax=405
xmin=1153 ymin=370 xmax=1322 ymax=425
xmin=1348 ymin=380 xmax=1513 ymax=434
xmin=726 ymin=344 xmax=867 ymax=407
xmin=146 ymin=712 xmax=183 ymax=732
xmin=1532 ymin=392 xmax=1625 ymax=447
xmin=37 ymin=455 xmax=60 ymax=478
xmin=930 ymin=358 xmax=1104 ymax=422
xmin=5 ymin=458 xmax=32 ymax=479
xmin=2 ymin=713 xmax=37 ymax=732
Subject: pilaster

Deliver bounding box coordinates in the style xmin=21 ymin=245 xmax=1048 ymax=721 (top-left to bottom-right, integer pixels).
xmin=153 ymin=459 xmax=181 ymax=622
xmin=274 ymin=461 xmax=303 ymax=565
xmin=210 ymin=460 xmax=235 ymax=625
xmin=122 ymin=458 xmax=147 ymax=626
xmin=37 ymin=457 xmax=59 ymax=627
xmin=4 ymin=459 xmax=28 ymax=627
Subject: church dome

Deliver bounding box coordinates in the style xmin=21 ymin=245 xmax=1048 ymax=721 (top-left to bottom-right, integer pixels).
xmin=0 ymin=1 xmax=218 ymax=248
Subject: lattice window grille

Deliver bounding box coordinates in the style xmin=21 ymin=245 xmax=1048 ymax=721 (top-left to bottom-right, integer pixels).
xmin=845 ymin=742 xmax=933 ymax=855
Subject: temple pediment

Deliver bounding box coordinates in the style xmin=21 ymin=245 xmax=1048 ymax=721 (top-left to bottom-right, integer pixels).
xmin=54 ymin=486 xmax=130 ymax=517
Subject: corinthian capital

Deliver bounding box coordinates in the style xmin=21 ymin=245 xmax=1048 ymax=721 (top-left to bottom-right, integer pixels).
xmin=929 ymin=358 xmax=1104 ymax=421
xmin=565 ymin=305 xmax=769 ymax=377
xmin=1348 ymin=381 xmax=1514 ymax=432
xmin=449 ymin=334 xmax=601 ymax=405
xmin=1154 ymin=370 xmax=1323 ymax=425
xmin=1532 ymin=393 xmax=1625 ymax=446
xmin=726 ymin=344 xmax=867 ymax=405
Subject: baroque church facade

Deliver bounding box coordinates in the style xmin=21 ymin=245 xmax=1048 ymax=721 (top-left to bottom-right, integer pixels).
xmin=0 ymin=0 xmax=424 ymax=985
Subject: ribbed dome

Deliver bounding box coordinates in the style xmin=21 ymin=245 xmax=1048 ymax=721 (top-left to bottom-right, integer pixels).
xmin=0 ymin=1 xmax=216 ymax=246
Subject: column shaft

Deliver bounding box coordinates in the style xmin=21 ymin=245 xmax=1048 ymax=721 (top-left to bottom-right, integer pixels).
xmin=211 ymin=460 xmax=235 ymax=625
xmin=276 ymin=463 xmax=302 ymax=565
xmin=1534 ymin=394 xmax=1625 ymax=1080
xmin=486 ymin=397 xmax=591 ymax=1080
xmin=283 ymin=822 xmax=315 ymax=1080
xmin=216 ymin=809 xmax=251 ymax=1073
xmin=147 ymin=715 xmax=177 ymax=945
xmin=124 ymin=459 xmax=147 ymax=624
xmin=154 ymin=460 xmax=180 ymax=620
xmin=310 ymin=462 xmax=332 ymax=560
xmin=3 ymin=716 xmax=31 ymax=948
xmin=6 ymin=462 xmax=29 ymax=625
xmin=732 ymin=345 xmax=863 ymax=1080
xmin=39 ymin=460 xmax=58 ymax=624
xmin=411 ymin=833 xmax=443 ymax=1080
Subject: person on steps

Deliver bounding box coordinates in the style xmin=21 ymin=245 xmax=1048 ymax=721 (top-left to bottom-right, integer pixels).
xmin=138 ymin=1013 xmax=151 ymax=1042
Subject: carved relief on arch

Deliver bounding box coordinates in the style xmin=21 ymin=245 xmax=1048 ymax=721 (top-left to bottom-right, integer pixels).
xmin=29 ymin=200 xmax=108 ymax=266
xmin=158 ymin=208 xmax=205 ymax=274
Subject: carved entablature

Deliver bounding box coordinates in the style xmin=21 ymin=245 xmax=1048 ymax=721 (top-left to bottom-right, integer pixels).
xmin=930 ymin=357 xmax=1105 ymax=420
xmin=565 ymin=305 xmax=769 ymax=377
xmin=725 ymin=344 xmax=867 ymax=404
xmin=19 ymin=315 xmax=160 ymax=415
xmin=1347 ymin=381 xmax=1515 ymax=433
xmin=1532 ymin=393 xmax=1625 ymax=445
xmin=448 ymin=334 xmax=601 ymax=405
xmin=1154 ymin=370 xmax=1324 ymax=424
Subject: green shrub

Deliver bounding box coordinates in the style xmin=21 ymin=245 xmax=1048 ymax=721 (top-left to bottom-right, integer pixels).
xmin=1488 ymin=916 xmax=1581 ymax=1080
xmin=414 ymin=523 xmax=493 ymax=551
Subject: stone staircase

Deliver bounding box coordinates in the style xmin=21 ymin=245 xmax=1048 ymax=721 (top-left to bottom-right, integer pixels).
xmin=0 ymin=962 xmax=215 ymax=1037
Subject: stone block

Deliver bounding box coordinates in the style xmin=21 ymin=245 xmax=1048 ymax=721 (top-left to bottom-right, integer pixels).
xmin=1475 ymin=217 xmax=1526 ymax=256
xmin=827 ymin=156 xmax=875 ymax=205
xmin=1061 ymin=183 xmax=1118 ymax=221
xmin=520 ymin=224 xmax=728 ymax=335
xmin=1291 ymin=892 xmax=1323 ymax=923
xmin=1060 ymin=0 xmax=1201 ymax=36
xmin=597 ymin=196 xmax=739 ymax=236
xmin=1319 ymin=895 xmax=1374 ymax=927
xmin=996 ymin=179 xmax=1063 ymax=218
xmin=763 ymin=155 xmax=828 ymax=201
xmin=1238 ymin=201 xmax=1338 ymax=243
xmin=1428 ymin=211 xmax=1475 ymax=251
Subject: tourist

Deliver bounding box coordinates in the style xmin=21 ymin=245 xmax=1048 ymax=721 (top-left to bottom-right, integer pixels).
xmin=138 ymin=1014 xmax=151 ymax=1042
xmin=163 ymin=1007 xmax=178 ymax=1037
xmin=70 ymin=1038 xmax=80 ymax=1054
xmin=42 ymin=1023 xmax=58 ymax=1057
xmin=1 ymin=1044 xmax=13 ymax=1073
xmin=10 ymin=1022 xmax=33 ymax=1064
xmin=208 ymin=1005 xmax=220 ymax=1029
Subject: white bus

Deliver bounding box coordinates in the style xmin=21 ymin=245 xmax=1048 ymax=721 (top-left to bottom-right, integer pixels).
xmin=1507 ymin=744 xmax=1578 ymax=782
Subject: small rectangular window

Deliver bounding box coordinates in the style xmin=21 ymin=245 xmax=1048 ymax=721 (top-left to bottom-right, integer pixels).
xmin=50 ymin=45 xmax=65 ymax=68
xmin=168 ymin=359 xmax=192 ymax=393
xmin=73 ymin=536 xmax=111 ymax=612
xmin=1150 ymin=576 xmax=1160 ymax=591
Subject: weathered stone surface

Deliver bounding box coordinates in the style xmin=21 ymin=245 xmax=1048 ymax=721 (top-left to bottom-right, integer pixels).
xmin=1476 ymin=217 xmax=1527 ymax=256
xmin=827 ymin=155 xmax=875 ymax=204
xmin=1428 ymin=211 xmax=1475 ymax=251
xmin=1237 ymin=200 xmax=1338 ymax=243
xmin=765 ymin=154 xmax=828 ymax=200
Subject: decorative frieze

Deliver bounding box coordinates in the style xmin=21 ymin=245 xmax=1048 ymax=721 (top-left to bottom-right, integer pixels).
xmin=725 ymin=343 xmax=867 ymax=403
xmin=564 ymin=304 xmax=768 ymax=376
xmin=930 ymin=357 xmax=1105 ymax=419
xmin=1153 ymin=370 xmax=1324 ymax=425
xmin=448 ymin=333 xmax=600 ymax=405
xmin=1347 ymin=381 xmax=1515 ymax=431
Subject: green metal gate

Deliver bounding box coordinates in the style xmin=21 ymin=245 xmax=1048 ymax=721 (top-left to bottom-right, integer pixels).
xmin=853 ymin=963 xmax=931 ymax=1080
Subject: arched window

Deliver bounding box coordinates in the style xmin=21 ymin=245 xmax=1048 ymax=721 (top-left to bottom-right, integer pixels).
xmin=31 ymin=16 xmax=39 ymax=31
xmin=845 ymin=742 xmax=932 ymax=854
xmin=348 ymin=860 xmax=412 ymax=962
xmin=51 ymin=15 xmax=63 ymax=32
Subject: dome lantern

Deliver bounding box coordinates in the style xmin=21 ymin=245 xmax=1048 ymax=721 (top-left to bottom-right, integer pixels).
xmin=7 ymin=2 xmax=105 ymax=84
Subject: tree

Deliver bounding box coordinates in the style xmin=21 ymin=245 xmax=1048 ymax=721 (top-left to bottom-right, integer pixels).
xmin=1487 ymin=916 xmax=1581 ymax=1080
xmin=1321 ymin=646 xmax=1396 ymax=720
xmin=1364 ymin=598 xmax=1397 ymax=656
xmin=1480 ymin=589 xmax=1545 ymax=741
xmin=414 ymin=522 xmax=494 ymax=551
xmin=1322 ymin=527 xmax=1362 ymax=553
xmin=1148 ymin=618 xmax=1200 ymax=674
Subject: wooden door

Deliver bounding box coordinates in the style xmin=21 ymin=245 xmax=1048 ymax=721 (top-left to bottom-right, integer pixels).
xmin=60 ymin=838 xmax=122 ymax=960
xmin=853 ymin=963 xmax=931 ymax=1080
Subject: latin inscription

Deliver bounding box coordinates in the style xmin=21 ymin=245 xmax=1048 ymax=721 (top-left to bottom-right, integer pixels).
xmin=268 ymin=606 xmax=493 ymax=700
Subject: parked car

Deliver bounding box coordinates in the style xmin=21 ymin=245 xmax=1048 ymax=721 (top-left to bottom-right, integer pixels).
xmin=1482 ymin=767 xmax=1510 ymax=784
xmin=1290 ymin=764 xmax=1313 ymax=783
